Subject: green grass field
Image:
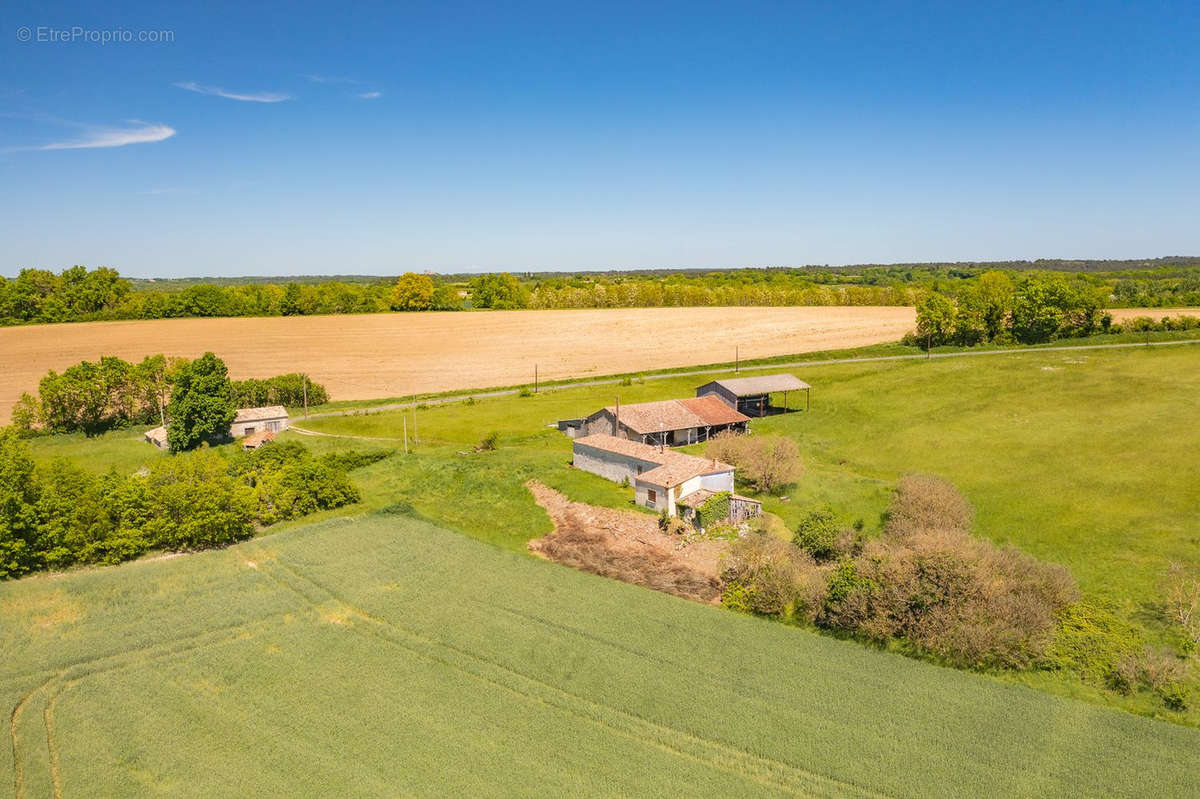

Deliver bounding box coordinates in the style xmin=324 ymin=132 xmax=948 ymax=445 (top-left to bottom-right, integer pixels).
xmin=18 ymin=342 xmax=1200 ymax=747
xmin=3 ymin=513 xmax=1198 ymax=798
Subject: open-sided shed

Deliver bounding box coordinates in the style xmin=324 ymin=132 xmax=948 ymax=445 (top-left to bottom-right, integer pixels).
xmin=695 ymin=373 xmax=811 ymax=417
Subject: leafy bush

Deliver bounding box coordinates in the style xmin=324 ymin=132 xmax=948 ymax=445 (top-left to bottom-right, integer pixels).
xmin=792 ymin=508 xmax=842 ymax=560
xmin=721 ymin=533 xmax=827 ymax=620
xmin=1046 ymin=601 xmax=1145 ymax=686
xmin=885 ymin=474 xmax=973 ymax=538
xmin=232 ymin=373 xmax=329 ymax=408
xmin=319 ymin=448 xmax=394 ymax=472
xmin=706 ymin=432 xmax=803 ymax=494
xmin=477 ymin=431 xmax=499 ymax=451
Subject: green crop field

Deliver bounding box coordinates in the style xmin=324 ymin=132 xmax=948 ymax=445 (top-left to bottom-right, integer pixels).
xmin=3 ymin=512 xmax=1198 ymax=798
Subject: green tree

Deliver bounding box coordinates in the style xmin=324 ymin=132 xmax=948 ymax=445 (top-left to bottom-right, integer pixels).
xmin=914 ymin=291 xmax=956 ymax=348
xmin=391 ymin=273 xmax=436 ymax=311
xmin=166 ymin=352 xmax=237 ymax=452
xmin=135 ymin=451 xmax=254 ymax=549
xmin=0 ymin=430 xmax=39 ymax=578
xmin=469 ymin=273 xmax=528 ymax=309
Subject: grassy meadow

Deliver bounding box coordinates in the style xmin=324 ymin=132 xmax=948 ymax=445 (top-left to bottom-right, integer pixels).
xmin=3 ymin=513 xmax=1198 ymax=798
xmin=19 ymin=341 xmax=1200 ymax=728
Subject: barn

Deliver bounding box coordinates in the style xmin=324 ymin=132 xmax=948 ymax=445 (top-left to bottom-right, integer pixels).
xmin=579 ymin=396 xmax=749 ymax=446
xmin=695 ymin=374 xmax=811 ymax=417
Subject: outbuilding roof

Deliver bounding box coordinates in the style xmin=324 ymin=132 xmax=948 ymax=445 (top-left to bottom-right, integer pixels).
xmin=678 ymin=396 xmax=751 ymax=426
xmin=590 ymin=398 xmax=749 ymax=434
xmin=636 ymin=453 xmax=733 ymax=488
xmin=234 ymin=405 xmax=289 ymax=423
xmin=573 ymin=434 xmax=733 ymax=487
xmin=698 ymin=374 xmax=810 ymax=396
xmin=573 ymin=434 xmax=671 ymax=462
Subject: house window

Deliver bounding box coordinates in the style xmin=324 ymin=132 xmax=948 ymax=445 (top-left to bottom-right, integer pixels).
xmin=646 ymin=489 xmax=657 ymax=506
xmin=267 ymin=421 xmax=280 ymax=432
xmin=244 ymin=426 xmax=255 ymax=435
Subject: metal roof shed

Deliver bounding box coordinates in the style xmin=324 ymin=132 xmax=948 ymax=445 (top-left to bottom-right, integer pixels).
xmin=695 ymin=373 xmax=811 ymax=416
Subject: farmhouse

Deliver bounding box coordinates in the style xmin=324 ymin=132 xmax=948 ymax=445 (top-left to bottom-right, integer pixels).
xmin=579 ymin=396 xmax=750 ymax=446
xmin=572 ymin=434 xmax=760 ymax=523
xmin=695 ymin=373 xmax=811 ymax=417
xmin=143 ymin=405 xmax=291 ymax=449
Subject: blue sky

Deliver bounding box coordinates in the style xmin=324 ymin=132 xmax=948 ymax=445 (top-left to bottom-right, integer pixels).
xmin=1 ymin=1 xmax=1197 ymax=277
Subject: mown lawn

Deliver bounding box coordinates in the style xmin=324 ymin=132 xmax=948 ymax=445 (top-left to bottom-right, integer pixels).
xmin=2 ymin=513 xmax=1197 ymax=798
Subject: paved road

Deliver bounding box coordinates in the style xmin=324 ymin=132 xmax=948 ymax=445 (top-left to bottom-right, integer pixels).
xmin=296 ymin=337 xmax=1200 ymax=422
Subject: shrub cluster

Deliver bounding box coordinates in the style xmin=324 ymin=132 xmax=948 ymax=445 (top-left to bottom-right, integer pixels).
xmin=232 ymin=373 xmax=329 ymax=408
xmin=705 ymin=432 xmax=802 ymax=494
xmin=723 ymin=475 xmax=1079 ymax=670
xmin=0 ymin=431 xmax=361 ymax=579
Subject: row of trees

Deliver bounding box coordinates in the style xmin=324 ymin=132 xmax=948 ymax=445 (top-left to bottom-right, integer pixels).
xmin=0 ymin=433 xmax=362 ymax=579
xmin=12 ymin=353 xmax=327 ymax=445
xmin=526 ymin=281 xmax=915 ymax=309
xmin=0 ymin=267 xmax=473 ymax=325
xmin=913 ymin=272 xmax=1107 ymax=347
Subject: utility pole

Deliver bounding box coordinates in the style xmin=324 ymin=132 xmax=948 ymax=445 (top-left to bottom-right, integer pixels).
xmin=412 ymin=406 xmax=418 ymax=446
xmin=403 ymin=416 xmax=409 ymax=454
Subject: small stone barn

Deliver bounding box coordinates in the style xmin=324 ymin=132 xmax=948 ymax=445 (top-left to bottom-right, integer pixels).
xmin=572 ymin=434 xmax=761 ymax=522
xmin=143 ymin=405 xmax=290 ymax=449
xmin=695 ymin=374 xmax=811 ymax=417
xmin=580 ymin=397 xmax=749 ymax=447
xmin=230 ymin=406 xmax=290 ymax=438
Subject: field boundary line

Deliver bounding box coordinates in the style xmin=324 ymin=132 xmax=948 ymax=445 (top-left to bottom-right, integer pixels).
xmin=252 ymin=551 xmax=892 ymax=799
xmin=303 ymin=337 xmax=1200 ymax=421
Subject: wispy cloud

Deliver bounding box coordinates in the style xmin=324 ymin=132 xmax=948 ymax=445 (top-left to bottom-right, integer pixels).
xmin=36 ymin=121 xmax=176 ymax=150
xmin=304 ymin=74 xmax=357 ymax=85
xmin=174 ymin=81 xmax=291 ymax=103
xmin=357 ymin=91 xmax=382 ymax=100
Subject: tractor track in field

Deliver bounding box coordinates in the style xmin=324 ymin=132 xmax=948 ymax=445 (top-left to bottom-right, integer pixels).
xmin=7 ymin=615 xmax=290 ymax=799
xmin=246 ymin=545 xmax=893 ymax=799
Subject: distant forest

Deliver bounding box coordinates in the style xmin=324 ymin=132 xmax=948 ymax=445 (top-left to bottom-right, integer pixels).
xmin=2 ymin=258 xmax=1198 ymax=326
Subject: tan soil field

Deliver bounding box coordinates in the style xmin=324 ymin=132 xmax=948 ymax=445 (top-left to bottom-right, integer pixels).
xmin=0 ymin=305 xmax=1194 ymax=423
xmin=0 ymin=306 xmax=916 ymax=422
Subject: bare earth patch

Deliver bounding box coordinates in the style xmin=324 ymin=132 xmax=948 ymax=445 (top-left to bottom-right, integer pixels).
xmin=526 ymin=481 xmax=727 ymax=604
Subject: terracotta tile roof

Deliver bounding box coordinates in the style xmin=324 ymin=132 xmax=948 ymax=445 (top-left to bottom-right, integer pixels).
xmin=591 ymin=397 xmax=748 ymax=434
xmin=698 ymin=374 xmax=810 ymax=396
xmin=678 ymin=396 xmax=750 ymax=426
xmin=234 ymin=405 xmax=289 ymax=423
xmin=636 ymin=454 xmax=733 ymax=488
xmin=573 ymin=434 xmax=671 ymax=463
